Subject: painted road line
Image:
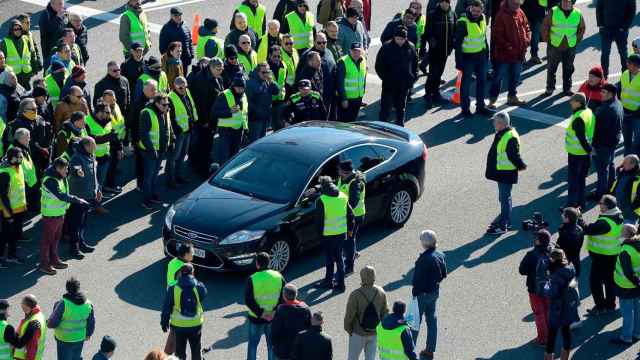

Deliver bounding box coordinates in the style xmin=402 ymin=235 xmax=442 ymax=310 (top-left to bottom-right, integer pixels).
xmin=143 ymin=0 xmax=207 ymax=12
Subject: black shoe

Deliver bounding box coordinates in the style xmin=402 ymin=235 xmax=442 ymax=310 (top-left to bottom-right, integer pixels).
xmin=486 ymin=226 xmax=507 ymax=235
xmin=141 ymin=201 xmax=154 ymax=210
xmin=543 ymin=89 xmax=554 ymax=97
xmin=79 ymin=244 xmax=95 ymax=253
xmin=17 ymin=237 xmax=32 ymax=243
xmin=459 ymin=110 xmax=473 ymax=119
xmin=333 ymin=284 xmax=346 ymax=293
xmin=69 ymin=250 xmax=85 ymax=260
xmin=610 ymin=337 xmax=632 ymax=346
xmin=316 ymin=280 xmax=333 ymax=289
xmin=345 ymin=267 xmax=354 ymax=275
xmin=176 ymin=177 xmax=190 ymax=184
xmin=432 ymin=93 xmax=446 ymax=104
xmin=475 ymin=107 xmax=495 ymax=117
xmin=167 ymin=181 xmax=178 ymax=189
xmin=562 ymin=90 xmax=574 ymax=97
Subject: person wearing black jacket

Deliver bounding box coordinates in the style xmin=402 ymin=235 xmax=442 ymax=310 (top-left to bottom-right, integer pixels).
xmin=159 ymin=7 xmax=194 ymax=74
xmin=565 ymin=93 xmax=593 ymax=209
xmin=282 ymin=79 xmax=327 ymax=124
xmin=222 ymin=46 xmax=246 ymax=88
xmin=597 ymin=0 xmax=636 ymax=78
xmin=166 ymin=76 xmax=196 ymax=187
xmin=612 ymin=226 xmax=640 ymax=345
xmin=610 ymin=155 xmax=640 ymax=224
xmin=591 ymin=84 xmax=623 ymax=200
xmin=557 ymin=207 xmax=584 ymax=276
xmin=521 ymin=0 xmax=547 ymax=64
xmin=120 ymin=43 xmax=145 ymax=99
xmin=422 ymin=0 xmax=455 ymax=107
xmin=518 ymin=229 xmax=551 ymax=346
xmin=94 ymin=61 xmax=130 ymax=115
xmin=274 ymin=0 xmax=298 ymax=26
xmin=375 ymin=26 xmax=417 ymax=126
xmin=212 ymin=76 xmax=247 ymax=164
xmin=291 ymin=312 xmax=332 ymax=360
xmin=271 ymin=284 xmax=311 ymax=360
xmin=128 ymin=80 xmax=156 ymax=190
xmin=485 ymin=112 xmax=526 ymax=234
xmin=39 ymin=0 xmax=67 ymax=69
xmin=0 ymin=299 xmax=19 ymax=349
xmin=9 ymin=98 xmax=53 ymax=181
xmin=299 ymin=34 xmax=336 ymax=118
xmin=376 ymin=302 xmax=418 ymax=360
xmin=380 ymin=10 xmax=418 ymax=46
xmin=67 ymin=13 xmax=89 ymax=66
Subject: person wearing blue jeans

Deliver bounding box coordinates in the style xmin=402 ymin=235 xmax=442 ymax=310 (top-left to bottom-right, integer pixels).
xmin=57 ymin=339 xmax=85 ymax=360
xmin=600 ymin=29 xmax=629 ymax=79
xmin=412 ymin=230 xmax=447 ymax=358
xmin=611 ymin=235 xmax=640 ymax=345
xmin=591 ymin=83 xmax=623 ymax=200
xmin=248 ymin=322 xmax=275 ymax=360
xmin=166 ymin=132 xmax=190 ymax=187
xmin=565 ymin=94 xmax=593 ymax=209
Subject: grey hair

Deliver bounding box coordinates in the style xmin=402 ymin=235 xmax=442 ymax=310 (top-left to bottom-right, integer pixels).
xmin=235 ymin=12 xmax=248 ymax=21
xmin=0 ymin=70 xmax=15 ymax=86
xmin=267 ymin=19 xmax=280 ymax=28
xmin=420 ymin=229 xmax=437 ymax=249
xmin=143 ymin=79 xmax=158 ymax=90
xmin=208 ymin=57 xmax=224 ymax=68
xmin=174 ymin=76 xmax=187 ymax=87
xmin=622 ymin=224 xmax=637 ymax=239
xmin=492 ymin=112 xmax=511 ymax=127
xmin=625 ymin=154 xmax=640 ymax=167
xmin=14 ymin=127 xmax=30 ymax=141
xmin=18 ymin=97 xmax=36 ymax=116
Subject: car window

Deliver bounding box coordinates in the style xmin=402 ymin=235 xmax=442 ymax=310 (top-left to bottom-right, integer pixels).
xmin=340 ymin=145 xmax=390 ymax=172
xmin=371 ymin=145 xmax=397 ymax=164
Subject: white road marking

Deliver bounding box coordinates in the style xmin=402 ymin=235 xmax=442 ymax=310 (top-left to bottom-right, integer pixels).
xmin=143 ymin=0 xmax=207 ymax=12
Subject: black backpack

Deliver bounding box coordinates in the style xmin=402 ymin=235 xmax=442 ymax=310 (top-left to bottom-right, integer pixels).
xmin=358 ymin=289 xmax=380 ymax=331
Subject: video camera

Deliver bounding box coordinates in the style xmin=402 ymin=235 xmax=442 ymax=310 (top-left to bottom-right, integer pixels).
xmin=522 ymin=212 xmax=549 ymax=232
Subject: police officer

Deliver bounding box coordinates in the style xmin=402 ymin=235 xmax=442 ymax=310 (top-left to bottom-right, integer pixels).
xmin=257 ymin=20 xmax=282 ymax=63
xmin=119 ymin=0 xmax=152 ymax=57
xmin=47 ymin=277 xmax=95 ymax=359
xmin=196 ymin=19 xmax=224 ymax=61
xmin=336 ymin=43 xmax=366 ymax=123
xmin=542 ymin=0 xmax=585 ymax=97
xmin=213 ymin=75 xmax=248 ymax=164
xmin=620 ymin=54 xmax=640 ymax=156
xmin=233 ymin=0 xmax=268 ymax=38
xmin=161 ymin=263 xmax=207 ymax=360
xmin=612 ymin=226 xmax=640 ymax=345
xmin=282 ymin=0 xmax=316 ymax=55
xmin=282 ymin=79 xmax=327 ymax=125
xmin=244 ymin=252 xmax=285 ymax=360
xmin=337 ymin=160 xmax=365 ymax=274
xmin=564 ymin=93 xmax=594 ymax=209
xmin=167 ymin=76 xmax=197 ymax=188
xmin=584 ymin=195 xmax=624 ymax=316
xmin=0 ymin=147 xmax=27 ymax=267
xmin=376 ymin=301 xmax=418 ymax=360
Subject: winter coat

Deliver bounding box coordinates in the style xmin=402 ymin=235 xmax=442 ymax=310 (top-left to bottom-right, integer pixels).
xmin=53 ymin=97 xmax=90 ymax=134
xmin=161 ymin=54 xmax=184 ymax=91
xmin=41 ymin=165 xmax=83 ymax=205
xmin=120 ymin=57 xmax=144 ymax=97
xmin=454 ymin=11 xmax=489 ymax=68
xmin=412 ymin=248 xmax=447 ymax=296
xmin=421 ymin=5 xmax=456 ymax=59
xmin=337 ymin=17 xmax=370 ymax=53
xmin=273 ymin=0 xmax=298 ymax=26
xmin=246 ymin=69 xmax=280 ymax=123
xmin=67 ymin=23 xmax=89 ymax=64
xmin=522 ymin=0 xmax=548 ymax=22
xmin=596 ymin=0 xmax=635 ymax=30
xmin=377 ymin=314 xmax=417 ymax=360
xmin=187 ymin=67 xmax=225 ymax=126
xmin=374 ymin=40 xmax=417 ymax=89
xmin=0 ymin=84 xmax=22 ymax=123
xmin=161 ymin=274 xmax=208 ymax=330
xmin=335 ymin=55 xmax=366 ymax=101
xmin=282 ymin=90 xmax=327 ymax=123
xmin=299 ymin=47 xmax=336 ymax=105
xmin=224 ymin=28 xmax=258 ymax=50
xmin=556 ymin=223 xmax=584 ymax=269
xmin=38 ymin=3 xmax=66 ymax=61
xmin=593 ymin=97 xmax=623 ymax=148
xmin=291 ymin=325 xmax=333 ymax=360
xmin=344 ymin=266 xmax=389 ymax=336
xmin=295 ymin=65 xmax=324 ymax=99
xmin=317 ymin=0 xmax=346 ymax=27
xmin=491 ymin=2 xmax=530 ymax=63
xmin=54 ymin=120 xmax=84 ymax=159
xmin=578 ymin=66 xmax=606 ymax=110
xmin=544 ymin=263 xmax=579 ymax=328
xmin=127 ymin=94 xmax=151 ymax=144
xmin=519 ymin=244 xmax=551 ymax=294
xmin=271 ymin=300 xmax=312 ymax=358
xmin=380 ymin=18 xmax=418 ymax=47
xmin=616 ymin=239 xmax=640 ymax=299
xmin=159 ymin=20 xmax=194 ymax=65
xmin=47 ymin=291 xmax=96 ymax=336
xmin=93 ymin=74 xmax=130 ymax=112
xmin=68 ymin=143 xmax=98 ymax=201
xmin=222 ymin=61 xmax=246 ymax=89
xmin=345 ymin=0 xmax=371 ymax=30
xmin=9 ymin=115 xmax=52 ymax=168
xmin=485 ymin=127 xmax=526 ymax=184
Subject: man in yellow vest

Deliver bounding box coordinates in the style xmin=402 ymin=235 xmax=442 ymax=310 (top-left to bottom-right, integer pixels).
xmin=0 ymin=20 xmax=35 ymax=90
xmin=280 ymin=34 xmax=300 ymax=98
xmin=85 ymin=103 xmax=117 ymax=199
xmin=237 ymin=34 xmax=259 ymax=74
xmin=47 ymin=277 xmax=95 ymax=358
xmin=119 ymin=0 xmax=151 ymax=57
xmin=337 ymin=160 xmax=366 ymax=274
xmin=212 ymin=75 xmax=248 ymax=164
xmin=14 ymin=295 xmax=46 ymax=360
xmin=196 ymin=19 xmax=224 ymax=61
xmin=609 ymin=155 xmax=640 ymax=225
xmin=135 ymin=56 xmax=169 ymax=97
xmin=267 ymin=46 xmax=288 ymax=130
xmin=564 ymin=93 xmax=594 ymax=209
xmin=376 ymin=301 xmax=418 ymax=360
xmin=244 ymin=252 xmax=285 ymax=360
xmin=167 ymin=76 xmax=197 ymax=188
xmin=256 ymin=20 xmax=282 ymax=64
xmin=163 ymin=241 xmax=193 ymax=356
xmin=612 ymin=224 xmax=640 ymax=345
xmin=620 ymin=54 xmax=640 ymax=157
xmin=161 ymin=263 xmax=207 ymax=360
xmin=0 ymin=299 xmax=20 ymax=357
xmin=584 ymin=195 xmax=624 ymax=316
xmin=100 ymin=90 xmax=127 ymax=195
xmin=336 ymin=43 xmax=366 ymax=123
xmin=282 ymin=0 xmax=316 ymax=54
xmin=233 ymin=0 xmax=267 ymax=38
xmin=541 ymin=0 xmax=585 ymax=97
xmin=39 ymin=158 xmax=88 ymax=275
xmin=45 ymin=61 xmax=68 ymax=109
xmin=0 ymin=147 xmax=27 ymax=267
xmin=485 ymin=112 xmax=526 ymax=235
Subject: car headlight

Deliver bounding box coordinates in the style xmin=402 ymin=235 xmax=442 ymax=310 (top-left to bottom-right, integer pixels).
xmin=219 ymin=230 xmax=266 ymax=245
xmin=165 ymin=206 xmax=176 ymax=229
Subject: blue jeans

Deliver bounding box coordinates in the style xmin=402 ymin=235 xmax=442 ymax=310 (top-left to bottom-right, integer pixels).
xmin=56 ymin=340 xmax=84 ymax=360
xmin=593 ymin=146 xmax=615 ymax=197
xmin=529 ymin=18 xmax=542 ymax=58
xmin=167 ymin=132 xmax=191 ymax=182
xmin=142 ymin=150 xmax=162 ymax=202
xmin=247 ymin=321 xmax=274 ymax=360
xmin=622 ymin=113 xmax=640 ymax=156
xmin=496 ymin=182 xmax=513 ymax=228
xmin=96 ymin=156 xmax=110 ymax=191
xmin=567 ymin=154 xmax=590 ymax=208
xmin=410 ymin=290 xmax=439 ymax=353
xmin=324 ymin=235 xmax=345 ymax=286
xmin=619 ymin=297 xmax=640 ymax=342
xmin=600 ymin=27 xmax=629 ymax=77
xmin=460 ymin=56 xmax=488 ymax=112
xmin=489 ymin=62 xmax=523 ymax=99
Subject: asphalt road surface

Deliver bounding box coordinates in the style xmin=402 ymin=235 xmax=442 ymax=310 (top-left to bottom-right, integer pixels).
xmin=1 ymin=0 xmax=640 ymax=359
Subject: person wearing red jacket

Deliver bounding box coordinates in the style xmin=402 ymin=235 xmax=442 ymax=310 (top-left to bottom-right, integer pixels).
xmin=488 ymin=0 xmax=530 ymax=109
xmin=13 ymin=295 xmax=47 ymax=360
xmin=578 ymin=66 xmax=606 ymax=110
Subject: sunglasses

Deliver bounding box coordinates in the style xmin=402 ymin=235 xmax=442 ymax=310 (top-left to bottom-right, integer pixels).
xmin=175 ymin=86 xmax=186 ymax=90
xmin=284 ymin=42 xmax=294 ymax=46
xmin=316 ymin=41 xmax=327 ymax=45
xmin=240 ymin=41 xmax=250 ymax=45
xmin=261 ymin=71 xmax=270 ymax=74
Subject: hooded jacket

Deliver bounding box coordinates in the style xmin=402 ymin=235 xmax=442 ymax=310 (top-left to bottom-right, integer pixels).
xmin=519 ymin=244 xmax=551 ymax=293
xmin=491 ymin=1 xmax=531 ymax=63
xmin=579 ymin=66 xmax=606 ymax=110
xmin=47 ymin=291 xmax=96 ymax=337
xmin=271 ymin=300 xmax=312 ymax=358
xmin=583 ymin=208 xmax=625 ymax=239
xmin=246 ymin=68 xmax=280 ymax=122
xmin=161 ymin=274 xmax=208 ymax=330
xmin=380 ymin=18 xmax=418 ymax=47
xmin=616 ymin=239 xmax=640 ymax=298
xmin=291 ymin=325 xmax=333 ymax=360
xmin=68 ymin=142 xmax=98 ymax=201
xmin=344 ymin=266 xmax=389 ymax=336
xmin=159 ymin=19 xmax=194 ymax=63
xmin=38 ymin=2 xmax=66 ymax=60
xmin=378 ymin=314 xmax=417 ymax=360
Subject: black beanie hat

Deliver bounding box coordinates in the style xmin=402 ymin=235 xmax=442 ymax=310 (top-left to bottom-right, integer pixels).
xmin=225 ymin=45 xmax=239 ymax=58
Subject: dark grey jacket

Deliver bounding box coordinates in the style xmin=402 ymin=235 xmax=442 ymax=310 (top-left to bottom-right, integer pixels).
xmin=596 ymin=0 xmax=635 ymax=29
xmin=246 ymin=69 xmax=280 ymax=122
xmin=68 ymin=144 xmax=98 ymax=201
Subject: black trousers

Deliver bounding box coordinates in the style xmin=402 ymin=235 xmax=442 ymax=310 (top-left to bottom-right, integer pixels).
xmin=338 ymin=99 xmax=362 ymax=123
xmin=0 ymin=212 xmax=25 ymax=258
xmin=379 ymin=83 xmax=409 ymax=126
xmin=546 ymin=325 xmax=571 ymax=353
xmin=67 ymin=202 xmax=89 ymax=250
xmin=174 ymin=325 xmax=202 ymax=360
xmin=216 ymin=127 xmax=243 ymax=164
xmin=190 ymin=123 xmax=214 ymax=173
xmin=426 ymin=50 xmax=449 ymax=97
xmin=134 ymin=147 xmax=145 ymax=189
xmin=546 ymin=46 xmax=576 ymax=92
xmin=589 ymin=251 xmax=617 ymax=310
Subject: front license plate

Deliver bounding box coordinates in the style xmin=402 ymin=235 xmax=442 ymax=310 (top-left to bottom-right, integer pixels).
xmin=193 ymin=248 xmax=206 ymax=258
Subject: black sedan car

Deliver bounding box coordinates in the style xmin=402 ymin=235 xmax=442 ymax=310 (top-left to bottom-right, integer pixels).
xmin=163 ymin=121 xmax=427 ymax=272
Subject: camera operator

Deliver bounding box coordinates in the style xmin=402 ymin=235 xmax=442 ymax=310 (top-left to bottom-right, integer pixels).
xmin=518 ymin=229 xmax=552 ymax=347
xmin=584 ymin=194 xmax=624 ymax=316
xmin=557 ymin=207 xmax=584 ymax=277
xmin=610 ymin=155 xmax=640 ymax=225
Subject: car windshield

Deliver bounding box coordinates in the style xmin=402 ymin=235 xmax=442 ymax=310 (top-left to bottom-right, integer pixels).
xmin=210 ymin=148 xmax=313 ymax=203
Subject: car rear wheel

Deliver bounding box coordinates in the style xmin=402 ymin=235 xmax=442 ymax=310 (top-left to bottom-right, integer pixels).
xmin=268 ymin=239 xmax=292 ymax=272
xmin=386 ymin=186 xmax=414 ymax=227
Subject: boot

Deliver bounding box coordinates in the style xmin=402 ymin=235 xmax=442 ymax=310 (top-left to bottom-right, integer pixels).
xmin=560 ymin=349 xmax=570 ymax=360
xmin=544 ymin=353 xmax=554 ymax=360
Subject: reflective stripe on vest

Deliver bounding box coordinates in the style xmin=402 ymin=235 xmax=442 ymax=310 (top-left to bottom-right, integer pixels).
xmin=272 ymin=65 xmax=287 ymax=101
xmin=257 ymin=34 xmax=281 ymax=63
xmin=339 ymin=55 xmax=367 ymax=99
xmin=54 ymin=298 xmax=92 ymax=343
xmin=0 ymin=320 xmax=9 ymax=360
xmin=169 ymin=90 xmax=198 ymax=132
xmin=632 ymin=177 xmax=640 ymax=216
xmin=45 ymin=74 xmax=63 ymax=108
xmin=196 ymin=35 xmax=224 ymax=60
xmin=237 ymin=4 xmax=266 ymax=38
xmin=320 ymin=193 xmax=348 ymax=236
xmin=248 ymin=270 xmax=284 ymax=318
xmin=238 ymin=50 xmax=258 ymax=72
xmin=14 ymin=312 xmax=46 ymax=360
xmin=496 ymin=129 xmax=520 ymax=171
xmin=110 ymin=103 xmax=126 ymax=140
xmin=587 ymin=216 xmax=623 ymax=255
xmin=621 ymin=70 xmax=640 ymax=111
xmin=218 ymin=89 xmax=248 ymax=130
xmin=40 ymin=175 xmax=70 ymax=217
xmin=139 ymin=72 xmax=169 ymax=94
xmin=459 ymin=16 xmax=487 ymax=53
xmin=565 ymin=108 xmax=594 ymax=155
xmin=138 ymin=108 xmax=161 ymax=150
xmin=376 ymin=323 xmax=409 ymax=360
xmin=285 ymin=11 xmax=315 ymax=49
xmin=85 ymin=114 xmax=113 ymax=158
xmin=166 ymin=257 xmax=185 ymax=288
xmin=289 ymin=91 xmax=322 ymax=104
xmin=281 ymin=49 xmax=299 ymax=85
xmin=615 ymin=244 xmax=640 ymax=289
xmin=550 ymin=6 xmax=581 ymax=48
xmin=123 ymin=10 xmax=150 ymax=51
xmin=0 ymin=165 xmax=26 ymax=215
xmin=338 ymin=176 xmax=366 ymax=217
xmin=3 ymin=37 xmax=31 ymax=75
xmin=170 ymin=285 xmax=204 ymax=327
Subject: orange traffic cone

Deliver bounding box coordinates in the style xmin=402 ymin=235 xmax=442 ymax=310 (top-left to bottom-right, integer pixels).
xmin=191 ymin=14 xmax=201 ymax=46
xmin=451 ymin=70 xmax=462 ymax=105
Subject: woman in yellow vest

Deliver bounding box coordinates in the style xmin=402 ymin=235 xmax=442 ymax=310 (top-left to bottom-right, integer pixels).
xmin=13 ymin=294 xmax=46 ymax=360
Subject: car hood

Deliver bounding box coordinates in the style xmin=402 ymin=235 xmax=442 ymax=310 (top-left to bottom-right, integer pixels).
xmin=173 ymin=182 xmax=289 ymax=238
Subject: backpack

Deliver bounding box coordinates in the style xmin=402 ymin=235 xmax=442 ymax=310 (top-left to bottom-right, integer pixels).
xmin=534 ymin=256 xmax=551 ymax=296
xmin=358 ymin=289 xmax=380 ymax=331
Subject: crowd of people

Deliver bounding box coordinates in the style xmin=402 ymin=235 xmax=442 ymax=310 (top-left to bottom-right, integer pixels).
xmin=0 ymin=0 xmax=639 ymax=358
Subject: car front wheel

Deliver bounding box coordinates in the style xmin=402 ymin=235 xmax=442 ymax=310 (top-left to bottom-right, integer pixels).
xmin=386 ymin=186 xmax=414 ymax=227
xmin=268 ymin=239 xmax=292 ymax=272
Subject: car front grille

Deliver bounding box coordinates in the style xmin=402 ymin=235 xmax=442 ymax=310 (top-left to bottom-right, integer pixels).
xmin=173 ymin=225 xmax=218 ymax=245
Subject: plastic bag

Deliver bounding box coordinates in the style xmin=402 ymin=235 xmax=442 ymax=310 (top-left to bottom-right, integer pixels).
xmin=406 ymin=296 xmax=421 ymax=331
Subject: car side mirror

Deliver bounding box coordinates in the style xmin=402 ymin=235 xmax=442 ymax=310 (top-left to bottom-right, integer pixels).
xmin=209 ymin=163 xmax=220 ymax=176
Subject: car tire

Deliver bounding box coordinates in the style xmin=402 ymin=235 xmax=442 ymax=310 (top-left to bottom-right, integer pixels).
xmin=268 ymin=238 xmax=293 ymax=272
xmin=386 ymin=185 xmax=414 ymax=227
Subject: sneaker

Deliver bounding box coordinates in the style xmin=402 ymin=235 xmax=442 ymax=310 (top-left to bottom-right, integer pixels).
xmin=507 ymin=96 xmax=526 ymax=106
xmin=476 ymin=107 xmax=495 ymax=117
xmin=610 ymin=337 xmax=633 ymax=346
xmin=53 ymin=262 xmax=69 ymax=269
xmin=529 ymin=56 xmax=543 ymax=65
xmin=6 ymin=256 xmax=24 ymax=264
xmin=486 ymin=226 xmax=507 ymax=235
xmin=141 ymin=201 xmax=154 ymax=210
xmin=79 ymin=244 xmax=95 ymax=253
xmin=38 ymin=266 xmax=57 ymax=275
